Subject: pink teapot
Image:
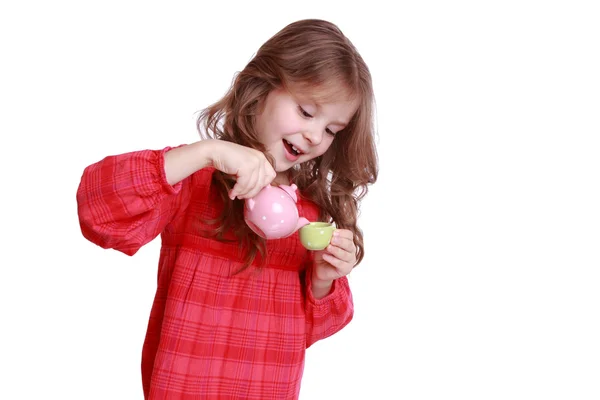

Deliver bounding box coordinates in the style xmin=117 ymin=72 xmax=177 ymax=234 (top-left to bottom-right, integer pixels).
xmin=244 ymin=184 xmax=310 ymax=239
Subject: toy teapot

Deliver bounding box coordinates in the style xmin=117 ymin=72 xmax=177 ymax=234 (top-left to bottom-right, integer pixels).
xmin=244 ymin=184 xmax=310 ymax=239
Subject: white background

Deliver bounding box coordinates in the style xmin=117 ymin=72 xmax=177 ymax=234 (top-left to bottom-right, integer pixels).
xmin=1 ymin=0 xmax=599 ymax=399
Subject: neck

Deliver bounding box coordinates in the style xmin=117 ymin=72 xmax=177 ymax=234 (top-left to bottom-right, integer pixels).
xmin=273 ymin=171 xmax=291 ymax=185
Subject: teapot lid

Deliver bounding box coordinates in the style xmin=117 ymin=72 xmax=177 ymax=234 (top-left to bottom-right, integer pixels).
xmin=278 ymin=184 xmax=298 ymax=202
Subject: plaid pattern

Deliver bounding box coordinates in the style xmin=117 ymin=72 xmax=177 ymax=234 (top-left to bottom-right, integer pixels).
xmin=76 ymin=147 xmax=354 ymax=399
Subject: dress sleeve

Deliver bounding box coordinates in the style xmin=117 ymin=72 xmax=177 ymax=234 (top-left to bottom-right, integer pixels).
xmin=303 ymin=262 xmax=354 ymax=348
xmin=76 ymin=146 xmax=192 ymax=256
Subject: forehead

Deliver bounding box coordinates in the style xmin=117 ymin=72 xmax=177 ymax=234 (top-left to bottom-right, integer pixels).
xmin=291 ymin=80 xmax=358 ymax=105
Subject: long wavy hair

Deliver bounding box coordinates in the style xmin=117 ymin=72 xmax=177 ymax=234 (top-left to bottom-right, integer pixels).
xmin=196 ymin=19 xmax=378 ymax=271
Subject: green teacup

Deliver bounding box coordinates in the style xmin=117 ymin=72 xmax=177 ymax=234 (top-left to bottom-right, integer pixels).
xmin=299 ymin=222 xmax=336 ymax=251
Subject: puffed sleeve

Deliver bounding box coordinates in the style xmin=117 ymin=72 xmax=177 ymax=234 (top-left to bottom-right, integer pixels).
xmin=76 ymin=146 xmax=192 ymax=256
xmin=303 ymin=263 xmax=354 ymax=348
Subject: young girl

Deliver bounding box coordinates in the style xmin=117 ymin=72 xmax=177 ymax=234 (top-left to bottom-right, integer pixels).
xmin=77 ymin=19 xmax=378 ymax=399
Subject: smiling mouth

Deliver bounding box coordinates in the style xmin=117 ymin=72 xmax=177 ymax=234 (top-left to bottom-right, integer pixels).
xmin=283 ymin=139 xmax=303 ymax=156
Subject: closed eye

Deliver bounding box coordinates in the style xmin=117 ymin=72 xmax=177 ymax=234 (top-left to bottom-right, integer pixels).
xmin=326 ymin=128 xmax=336 ymax=136
xmin=298 ymin=106 xmax=313 ymax=118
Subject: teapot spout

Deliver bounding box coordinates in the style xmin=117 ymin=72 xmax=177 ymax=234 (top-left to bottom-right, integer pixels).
xmin=296 ymin=217 xmax=310 ymax=232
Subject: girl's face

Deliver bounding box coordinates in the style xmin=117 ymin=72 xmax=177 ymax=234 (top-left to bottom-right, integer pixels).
xmin=255 ymin=87 xmax=358 ymax=177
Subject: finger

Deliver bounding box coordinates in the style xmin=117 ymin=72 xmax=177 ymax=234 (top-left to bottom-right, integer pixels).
xmin=326 ymin=244 xmax=355 ymax=263
xmin=330 ymin=234 xmax=354 ymax=251
xmin=245 ymin=159 xmax=276 ymax=199
xmin=229 ymin=181 xmax=243 ymax=200
xmin=321 ymin=252 xmax=347 ymax=272
xmin=229 ymin=175 xmax=242 ymax=199
xmin=249 ymin=166 xmax=262 ymax=196
xmin=332 ymin=229 xmax=354 ymax=240
xmin=231 ymin=171 xmax=254 ymax=199
xmin=243 ymin=163 xmax=266 ymax=199
xmin=262 ymin=161 xmax=277 ymax=187
xmin=238 ymin=164 xmax=262 ymax=199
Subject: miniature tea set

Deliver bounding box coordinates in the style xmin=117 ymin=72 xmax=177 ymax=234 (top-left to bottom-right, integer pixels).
xmin=243 ymin=183 xmax=335 ymax=250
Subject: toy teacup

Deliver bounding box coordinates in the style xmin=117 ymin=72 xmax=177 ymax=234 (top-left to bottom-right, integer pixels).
xmin=299 ymin=222 xmax=336 ymax=250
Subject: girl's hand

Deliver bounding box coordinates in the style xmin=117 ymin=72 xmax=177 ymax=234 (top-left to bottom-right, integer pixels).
xmin=210 ymin=140 xmax=277 ymax=200
xmin=312 ymin=228 xmax=357 ymax=283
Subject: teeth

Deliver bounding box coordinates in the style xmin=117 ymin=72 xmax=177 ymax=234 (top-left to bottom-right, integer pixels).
xmin=285 ymin=139 xmax=301 ymax=154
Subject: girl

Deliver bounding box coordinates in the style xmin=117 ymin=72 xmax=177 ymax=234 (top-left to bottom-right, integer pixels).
xmin=77 ymin=19 xmax=378 ymax=399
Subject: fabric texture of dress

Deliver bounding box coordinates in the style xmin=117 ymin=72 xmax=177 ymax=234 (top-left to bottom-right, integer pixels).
xmin=76 ymin=146 xmax=354 ymax=399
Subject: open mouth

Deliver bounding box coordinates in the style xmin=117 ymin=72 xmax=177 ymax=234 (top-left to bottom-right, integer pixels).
xmin=283 ymin=139 xmax=303 ymax=157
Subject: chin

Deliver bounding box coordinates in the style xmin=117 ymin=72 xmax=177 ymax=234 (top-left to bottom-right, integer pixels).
xmin=274 ymin=162 xmax=294 ymax=173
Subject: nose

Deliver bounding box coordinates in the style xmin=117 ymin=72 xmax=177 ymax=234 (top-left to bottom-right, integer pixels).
xmin=302 ymin=127 xmax=323 ymax=146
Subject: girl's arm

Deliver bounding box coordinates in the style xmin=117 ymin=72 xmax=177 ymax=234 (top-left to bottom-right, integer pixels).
xmin=76 ymin=141 xmax=214 ymax=256
xmin=303 ymin=266 xmax=354 ymax=348
xmin=163 ymin=140 xmax=214 ymax=185
xmin=77 ymin=139 xmax=276 ymax=255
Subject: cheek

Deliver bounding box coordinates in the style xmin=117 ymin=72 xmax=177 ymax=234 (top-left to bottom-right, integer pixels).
xmin=275 ymin=110 xmax=303 ymax=133
xmin=270 ymin=101 xmax=305 ymax=132
xmin=314 ymin=137 xmax=336 ymax=157
xmin=258 ymin=105 xmax=297 ymax=140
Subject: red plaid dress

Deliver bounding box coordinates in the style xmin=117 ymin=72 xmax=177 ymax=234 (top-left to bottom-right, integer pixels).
xmin=76 ymin=146 xmax=354 ymax=399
